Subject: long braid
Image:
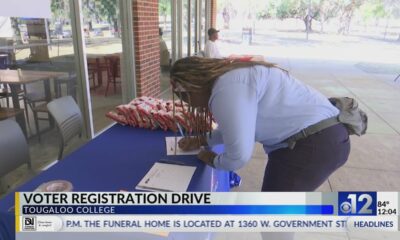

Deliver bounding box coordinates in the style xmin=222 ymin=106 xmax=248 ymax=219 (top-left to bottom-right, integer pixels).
xmin=170 ymin=56 xmax=280 ymax=92
xmin=170 ymin=56 xmax=282 ymax=143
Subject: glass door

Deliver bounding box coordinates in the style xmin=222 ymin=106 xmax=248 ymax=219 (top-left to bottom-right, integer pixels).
xmin=175 ymin=0 xmax=207 ymax=58
xmin=190 ymin=0 xmax=196 ymax=55
xmin=0 ymin=0 xmax=87 ymax=190
xmin=159 ymin=0 xmax=173 ymax=97
xmin=181 ymin=0 xmax=189 ymax=57
xmin=199 ymin=0 xmax=206 ymax=51
xmin=81 ymin=0 xmax=124 ymax=133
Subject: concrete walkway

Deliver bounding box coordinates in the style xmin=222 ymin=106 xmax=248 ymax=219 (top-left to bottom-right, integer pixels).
xmin=218 ymin=35 xmax=400 ymax=240
xmin=221 ymin=37 xmax=400 ymax=193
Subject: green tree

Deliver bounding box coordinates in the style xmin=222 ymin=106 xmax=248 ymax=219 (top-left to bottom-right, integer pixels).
xmin=276 ymin=0 xmax=302 ymax=20
xmin=256 ymin=0 xmax=279 ymax=19
xmin=381 ymin=0 xmax=400 ymax=41
xmin=83 ymin=0 xmax=101 ymax=31
xmin=274 ymin=0 xmax=320 ymax=32
xmin=255 ymin=0 xmax=342 ymax=32
xmin=10 ymin=18 xmax=22 ymax=43
xmin=94 ymin=0 xmax=119 ymax=36
xmin=360 ymin=0 xmax=387 ymax=23
xmin=217 ymin=0 xmax=238 ymax=29
xmin=159 ymin=0 xmax=171 ymax=30
xmin=313 ymin=0 xmax=342 ymax=32
xmin=51 ymin=0 xmax=70 ymax=34
xmin=336 ymin=0 xmax=366 ymax=34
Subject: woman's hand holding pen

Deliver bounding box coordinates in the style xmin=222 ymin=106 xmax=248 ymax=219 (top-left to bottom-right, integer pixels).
xmin=178 ymin=136 xmax=207 ymax=151
xmin=197 ymin=149 xmax=217 ymax=168
xmin=176 ymin=134 xmax=216 ymax=167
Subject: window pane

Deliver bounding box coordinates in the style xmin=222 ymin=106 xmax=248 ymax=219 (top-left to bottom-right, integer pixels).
xmin=0 ymin=2 xmax=85 ymax=192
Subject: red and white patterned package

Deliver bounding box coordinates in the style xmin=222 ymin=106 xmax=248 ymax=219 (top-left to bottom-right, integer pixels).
xmin=106 ymin=111 xmax=128 ymax=125
xmin=106 ymin=96 xmax=213 ymax=133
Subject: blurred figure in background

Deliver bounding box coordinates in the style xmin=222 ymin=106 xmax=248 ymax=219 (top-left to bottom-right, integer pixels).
xmin=204 ymin=28 xmax=222 ymax=58
xmin=159 ymin=27 xmax=170 ymax=71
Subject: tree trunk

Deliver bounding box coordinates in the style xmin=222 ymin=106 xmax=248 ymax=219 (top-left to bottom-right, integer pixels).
xmin=339 ymin=0 xmax=365 ymax=35
xmin=383 ymin=18 xmax=389 ymax=40
xmin=10 ymin=18 xmax=22 ymax=43
xmin=304 ymin=15 xmax=312 ymax=32
xmin=320 ymin=21 xmax=324 ymax=33
xmin=113 ymin=18 xmax=119 ymax=37
xmin=345 ymin=17 xmax=351 ymax=34
xmin=320 ymin=13 xmax=325 ymax=33
xmin=222 ymin=8 xmax=230 ymax=29
xmin=338 ymin=11 xmax=352 ymax=35
xmin=60 ymin=19 xmax=65 ymax=33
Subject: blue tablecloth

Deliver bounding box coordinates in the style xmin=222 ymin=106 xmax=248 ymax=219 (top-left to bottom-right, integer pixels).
xmin=0 ymin=124 xmax=230 ymax=240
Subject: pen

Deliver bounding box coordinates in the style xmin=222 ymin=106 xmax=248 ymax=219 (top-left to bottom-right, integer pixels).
xmin=177 ymin=123 xmax=184 ymax=137
xmin=137 ymin=185 xmax=173 ymax=192
xmin=158 ymin=159 xmax=187 ymax=166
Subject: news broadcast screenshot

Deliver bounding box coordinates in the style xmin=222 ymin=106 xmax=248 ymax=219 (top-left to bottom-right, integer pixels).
xmin=1 ymin=0 xmax=399 ymax=240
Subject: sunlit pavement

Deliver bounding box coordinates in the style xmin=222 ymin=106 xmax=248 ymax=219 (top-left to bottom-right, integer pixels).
xmin=216 ymin=32 xmax=400 ymax=240
xmin=221 ymin=32 xmax=400 ymax=194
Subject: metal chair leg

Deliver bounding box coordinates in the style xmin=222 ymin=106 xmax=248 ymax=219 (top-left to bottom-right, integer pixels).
xmin=113 ymin=72 xmax=117 ymax=94
xmin=0 ymin=179 xmax=5 ymax=194
xmin=33 ymin=111 xmax=41 ymax=143
xmin=105 ymin=79 xmax=111 ymax=97
xmin=58 ymin=139 xmax=64 ymax=160
xmin=27 ymin=158 xmax=32 ymax=170
xmin=23 ymin=98 xmax=31 ymax=133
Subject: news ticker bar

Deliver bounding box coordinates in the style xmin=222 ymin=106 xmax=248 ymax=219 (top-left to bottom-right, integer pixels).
xmin=15 ymin=192 xmax=399 ymax=232
xmin=17 ymin=215 xmax=399 ymax=232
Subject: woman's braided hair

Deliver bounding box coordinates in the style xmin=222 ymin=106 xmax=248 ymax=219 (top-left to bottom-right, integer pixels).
xmin=170 ymin=56 xmax=278 ymax=93
xmin=169 ymin=56 xmax=280 ymax=145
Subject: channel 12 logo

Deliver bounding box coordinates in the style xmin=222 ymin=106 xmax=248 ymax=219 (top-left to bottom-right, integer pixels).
xmin=338 ymin=192 xmax=377 ymax=216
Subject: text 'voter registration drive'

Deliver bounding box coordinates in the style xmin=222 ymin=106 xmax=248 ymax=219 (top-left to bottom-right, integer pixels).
xmin=14 ymin=192 xmax=399 ymax=235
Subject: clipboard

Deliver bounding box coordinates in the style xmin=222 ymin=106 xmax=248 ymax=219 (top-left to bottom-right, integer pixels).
xmin=135 ymin=162 xmax=196 ymax=192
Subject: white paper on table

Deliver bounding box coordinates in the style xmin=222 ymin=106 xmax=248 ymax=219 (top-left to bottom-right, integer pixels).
xmin=135 ymin=162 xmax=196 ymax=192
xmin=165 ymin=136 xmax=201 ymax=155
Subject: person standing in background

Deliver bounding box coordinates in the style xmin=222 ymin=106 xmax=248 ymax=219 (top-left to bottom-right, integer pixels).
xmin=204 ymin=28 xmax=222 ymax=58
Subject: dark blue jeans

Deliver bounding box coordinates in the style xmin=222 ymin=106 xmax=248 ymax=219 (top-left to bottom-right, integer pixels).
xmin=262 ymin=123 xmax=350 ymax=191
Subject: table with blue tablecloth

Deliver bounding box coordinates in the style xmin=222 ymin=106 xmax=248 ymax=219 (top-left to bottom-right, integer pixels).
xmin=0 ymin=124 xmax=230 ymax=240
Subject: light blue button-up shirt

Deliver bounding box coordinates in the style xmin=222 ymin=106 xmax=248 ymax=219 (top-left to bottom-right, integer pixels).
xmin=207 ymin=65 xmax=339 ymax=171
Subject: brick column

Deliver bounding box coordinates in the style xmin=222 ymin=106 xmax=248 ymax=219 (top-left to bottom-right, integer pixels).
xmin=132 ymin=0 xmax=160 ymax=97
xmin=210 ymin=0 xmax=217 ymax=28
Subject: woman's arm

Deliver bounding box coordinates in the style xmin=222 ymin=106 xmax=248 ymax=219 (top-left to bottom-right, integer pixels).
xmin=208 ymin=82 xmax=258 ymax=171
xmin=207 ymin=128 xmax=224 ymax=146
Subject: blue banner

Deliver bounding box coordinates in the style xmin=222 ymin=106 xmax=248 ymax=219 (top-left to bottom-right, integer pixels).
xmin=22 ymin=205 xmax=334 ymax=215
